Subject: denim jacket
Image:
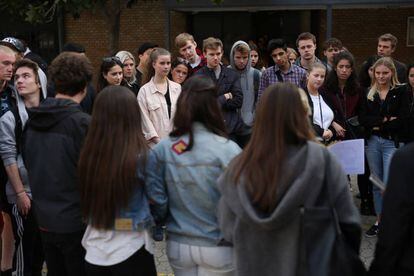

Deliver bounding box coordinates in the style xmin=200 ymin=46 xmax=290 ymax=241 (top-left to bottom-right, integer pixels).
xmin=113 ymin=164 xmax=154 ymax=232
xmin=145 ymin=123 xmax=241 ymax=246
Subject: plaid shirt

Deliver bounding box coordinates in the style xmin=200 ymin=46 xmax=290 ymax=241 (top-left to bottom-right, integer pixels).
xmin=258 ymin=64 xmax=307 ymax=100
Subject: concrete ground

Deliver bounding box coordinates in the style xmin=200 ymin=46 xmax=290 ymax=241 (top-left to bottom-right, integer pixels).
xmin=154 ymin=176 xmax=378 ymax=275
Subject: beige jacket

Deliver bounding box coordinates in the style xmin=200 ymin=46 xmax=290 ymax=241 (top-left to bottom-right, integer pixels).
xmin=137 ymin=78 xmax=181 ymax=146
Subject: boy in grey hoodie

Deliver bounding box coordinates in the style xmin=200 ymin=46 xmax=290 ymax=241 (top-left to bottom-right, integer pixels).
xmin=229 ymin=41 xmax=261 ymax=135
xmin=0 ymin=59 xmax=44 ymax=276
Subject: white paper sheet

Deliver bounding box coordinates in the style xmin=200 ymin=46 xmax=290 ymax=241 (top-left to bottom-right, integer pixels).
xmin=328 ymin=139 xmax=365 ymax=175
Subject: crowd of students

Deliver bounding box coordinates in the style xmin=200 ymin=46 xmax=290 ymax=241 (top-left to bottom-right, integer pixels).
xmin=0 ymin=30 xmax=413 ymax=276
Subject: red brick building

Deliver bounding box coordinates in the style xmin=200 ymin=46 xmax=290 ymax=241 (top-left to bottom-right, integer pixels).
xmin=2 ymin=0 xmax=413 ymax=75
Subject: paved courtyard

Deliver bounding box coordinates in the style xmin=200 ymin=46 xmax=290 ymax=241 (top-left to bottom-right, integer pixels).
xmin=154 ymin=177 xmax=378 ymax=275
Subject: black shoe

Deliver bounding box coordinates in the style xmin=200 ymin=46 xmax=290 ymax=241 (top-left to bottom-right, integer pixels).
xmin=365 ymin=224 xmax=379 ymax=238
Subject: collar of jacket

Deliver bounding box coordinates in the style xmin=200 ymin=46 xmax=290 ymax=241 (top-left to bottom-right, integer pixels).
xmin=149 ymin=77 xmax=170 ymax=95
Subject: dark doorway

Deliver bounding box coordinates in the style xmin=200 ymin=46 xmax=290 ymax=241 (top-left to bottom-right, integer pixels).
xmin=0 ymin=15 xmax=59 ymax=64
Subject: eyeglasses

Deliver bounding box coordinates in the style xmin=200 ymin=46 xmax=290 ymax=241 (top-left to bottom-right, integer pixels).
xmin=102 ymin=56 xmax=121 ymax=63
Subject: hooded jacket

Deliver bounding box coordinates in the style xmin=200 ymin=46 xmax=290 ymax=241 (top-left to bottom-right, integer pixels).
xmin=22 ymin=97 xmax=90 ymax=233
xmin=229 ymin=41 xmax=261 ymax=127
xmin=217 ymin=141 xmax=361 ymax=276
xmin=0 ymin=84 xmax=31 ymax=204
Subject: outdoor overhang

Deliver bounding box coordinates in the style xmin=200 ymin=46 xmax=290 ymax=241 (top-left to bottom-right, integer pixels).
xmin=166 ymin=0 xmax=414 ymax=11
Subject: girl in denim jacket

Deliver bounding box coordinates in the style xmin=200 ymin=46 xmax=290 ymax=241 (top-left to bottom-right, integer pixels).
xmin=146 ymin=76 xmax=241 ymax=276
xmin=79 ymin=86 xmax=156 ymax=276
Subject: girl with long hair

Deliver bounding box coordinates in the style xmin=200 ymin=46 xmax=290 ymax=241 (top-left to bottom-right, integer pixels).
xmin=146 ymin=75 xmax=241 ymax=276
xmin=305 ymin=62 xmax=336 ymax=142
xmin=322 ymin=52 xmax=375 ymax=216
xmin=217 ymin=83 xmax=361 ymax=276
xmin=115 ymin=51 xmax=140 ymax=95
xmin=137 ymin=47 xmax=181 ymax=147
xmin=322 ymin=51 xmax=364 ymax=139
xmin=96 ymin=57 xmax=125 ymax=93
xmin=359 ymin=57 xmax=407 ymax=237
xmin=79 ymin=86 xmax=157 ymax=276
xmin=402 ymin=64 xmax=414 ymax=142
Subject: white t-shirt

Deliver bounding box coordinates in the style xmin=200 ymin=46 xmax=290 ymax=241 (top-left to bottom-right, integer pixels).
xmin=190 ymin=55 xmax=201 ymax=68
xmin=82 ymin=225 xmax=155 ymax=266
xmin=310 ymin=94 xmax=334 ymax=130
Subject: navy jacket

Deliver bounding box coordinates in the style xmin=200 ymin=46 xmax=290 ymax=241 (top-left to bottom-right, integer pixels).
xmin=195 ymin=65 xmax=244 ymax=135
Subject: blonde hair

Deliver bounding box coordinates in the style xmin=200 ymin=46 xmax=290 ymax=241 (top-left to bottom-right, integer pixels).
xmin=175 ymin=33 xmax=195 ymax=49
xmin=287 ymin=47 xmax=298 ymax=58
xmin=115 ymin=50 xmax=136 ymax=85
xmin=0 ymin=45 xmax=16 ymax=56
xmin=367 ymin=57 xmax=400 ymax=101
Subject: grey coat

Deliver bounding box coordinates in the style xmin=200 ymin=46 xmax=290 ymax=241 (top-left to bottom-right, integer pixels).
xmin=217 ymin=141 xmax=361 ymax=276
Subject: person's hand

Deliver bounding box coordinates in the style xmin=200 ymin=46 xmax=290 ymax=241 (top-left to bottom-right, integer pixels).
xmin=389 ymin=116 xmax=397 ymax=121
xmin=332 ymin=122 xmax=346 ymax=137
xmin=224 ymin=92 xmax=233 ymax=100
xmin=16 ymin=192 xmax=31 ymax=216
xmin=322 ymin=129 xmax=333 ymax=140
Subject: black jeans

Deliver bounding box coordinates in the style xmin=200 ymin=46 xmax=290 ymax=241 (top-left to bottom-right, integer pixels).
xmin=85 ymin=246 xmax=157 ymax=276
xmin=40 ymin=230 xmax=86 ymax=276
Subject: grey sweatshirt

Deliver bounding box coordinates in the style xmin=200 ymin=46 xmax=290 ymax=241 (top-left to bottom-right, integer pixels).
xmin=229 ymin=41 xmax=261 ymax=127
xmin=217 ymin=141 xmax=361 ymax=276
xmin=0 ymin=88 xmax=31 ymax=204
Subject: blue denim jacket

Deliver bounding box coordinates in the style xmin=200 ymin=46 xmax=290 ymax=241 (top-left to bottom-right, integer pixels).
xmin=145 ymin=123 xmax=241 ymax=246
xmin=113 ymin=164 xmax=154 ymax=232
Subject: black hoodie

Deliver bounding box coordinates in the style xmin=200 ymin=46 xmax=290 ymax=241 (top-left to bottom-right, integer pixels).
xmin=22 ymin=97 xmax=90 ymax=233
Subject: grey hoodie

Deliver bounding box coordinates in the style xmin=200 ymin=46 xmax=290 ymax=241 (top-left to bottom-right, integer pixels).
xmin=0 ymin=86 xmax=31 ymax=203
xmin=217 ymin=141 xmax=361 ymax=276
xmin=229 ymin=41 xmax=261 ymax=128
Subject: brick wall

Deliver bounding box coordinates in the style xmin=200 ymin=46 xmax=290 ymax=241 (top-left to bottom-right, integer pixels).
xmin=65 ymin=3 xmax=413 ymax=77
xmin=323 ymin=8 xmax=414 ymax=66
xmin=64 ymin=0 xmax=187 ymax=81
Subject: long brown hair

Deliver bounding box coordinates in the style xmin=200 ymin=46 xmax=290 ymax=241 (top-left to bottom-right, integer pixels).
xmin=232 ymin=83 xmax=315 ymax=213
xmin=170 ymin=75 xmax=227 ymax=151
xmin=78 ymin=85 xmax=148 ymax=229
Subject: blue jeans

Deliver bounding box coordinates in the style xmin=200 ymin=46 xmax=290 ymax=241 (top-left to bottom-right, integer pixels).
xmin=365 ymin=135 xmax=399 ymax=215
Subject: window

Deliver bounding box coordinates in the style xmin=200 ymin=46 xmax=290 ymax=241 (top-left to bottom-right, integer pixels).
xmin=408 ymin=17 xmax=414 ymax=47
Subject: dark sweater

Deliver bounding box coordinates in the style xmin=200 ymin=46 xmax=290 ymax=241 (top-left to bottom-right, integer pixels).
xmin=359 ymin=85 xmax=408 ymax=143
xmin=195 ymin=65 xmax=244 ymax=135
xmin=369 ymin=143 xmax=414 ymax=276
xmin=22 ymin=98 xmax=90 ymax=233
